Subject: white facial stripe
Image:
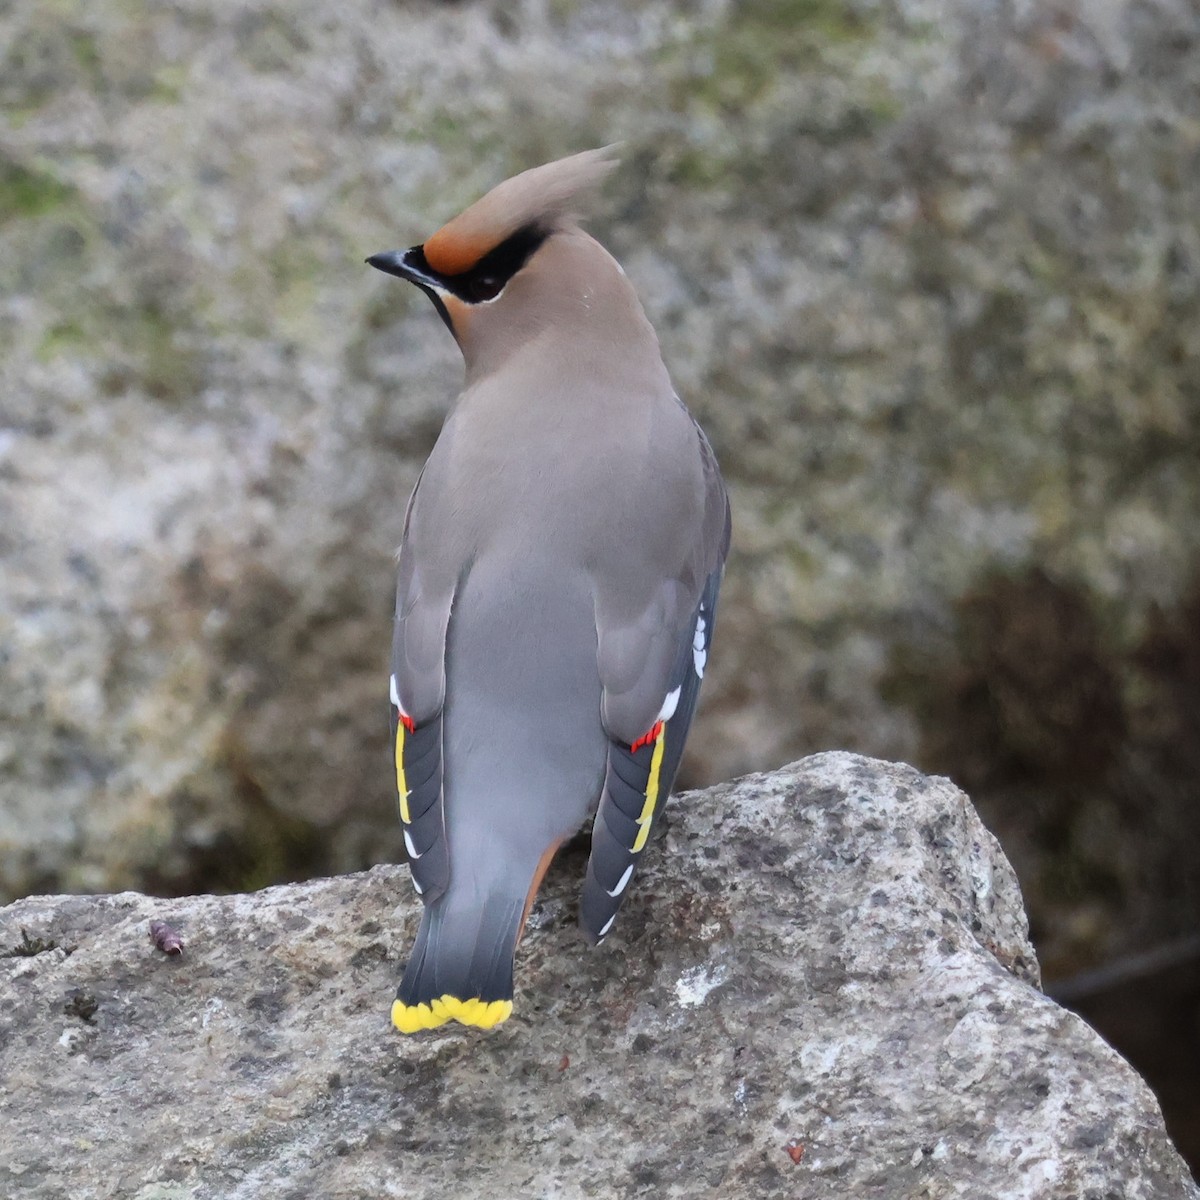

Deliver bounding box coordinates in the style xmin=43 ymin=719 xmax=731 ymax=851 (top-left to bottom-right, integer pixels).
xmin=412 ymin=876 xmax=424 ymax=895
xmin=607 ymin=863 xmax=635 ymax=898
xmin=598 ymin=914 xmax=616 ymax=938
xmin=657 ymin=686 xmax=681 ymax=724
xmin=403 ymin=829 xmax=422 ymax=859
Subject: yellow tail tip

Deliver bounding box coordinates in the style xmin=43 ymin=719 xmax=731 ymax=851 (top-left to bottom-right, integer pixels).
xmin=391 ymin=995 xmax=513 ymax=1034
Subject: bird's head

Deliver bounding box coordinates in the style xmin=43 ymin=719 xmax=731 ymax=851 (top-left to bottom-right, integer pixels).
xmin=368 ymin=147 xmax=626 ymax=374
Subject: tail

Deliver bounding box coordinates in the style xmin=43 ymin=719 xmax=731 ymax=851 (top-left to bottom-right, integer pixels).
xmin=391 ymin=886 xmax=525 ymax=1034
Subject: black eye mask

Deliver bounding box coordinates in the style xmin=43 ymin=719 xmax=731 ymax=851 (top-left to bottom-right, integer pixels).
xmin=368 ymin=223 xmax=549 ymax=333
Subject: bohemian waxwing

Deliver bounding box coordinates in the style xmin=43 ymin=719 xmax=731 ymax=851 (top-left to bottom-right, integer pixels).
xmin=367 ymin=147 xmax=730 ymax=1033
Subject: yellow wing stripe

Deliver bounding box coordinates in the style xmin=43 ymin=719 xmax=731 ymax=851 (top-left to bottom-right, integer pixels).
xmin=392 ymin=995 xmax=513 ymax=1034
xmin=394 ymin=723 xmax=411 ymax=824
xmin=632 ymin=725 xmax=667 ymax=853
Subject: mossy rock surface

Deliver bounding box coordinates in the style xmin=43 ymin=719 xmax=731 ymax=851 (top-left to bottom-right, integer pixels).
xmin=1 ymin=0 xmax=1199 ymax=992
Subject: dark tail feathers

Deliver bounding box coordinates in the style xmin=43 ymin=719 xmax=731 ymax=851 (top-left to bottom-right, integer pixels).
xmin=392 ymin=889 xmax=524 ymax=1033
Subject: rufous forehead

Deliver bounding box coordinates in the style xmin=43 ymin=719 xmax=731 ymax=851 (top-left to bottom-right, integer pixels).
xmin=423 ymin=225 xmax=494 ymax=276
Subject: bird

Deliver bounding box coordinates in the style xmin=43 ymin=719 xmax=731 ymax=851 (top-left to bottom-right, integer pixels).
xmin=366 ymin=147 xmax=730 ymax=1033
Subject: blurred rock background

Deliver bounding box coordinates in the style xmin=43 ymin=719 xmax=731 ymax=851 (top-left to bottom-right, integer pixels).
xmin=1 ymin=0 xmax=1197 ymax=1168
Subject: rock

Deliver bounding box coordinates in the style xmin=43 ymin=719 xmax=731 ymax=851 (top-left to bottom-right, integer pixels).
xmin=1 ymin=754 xmax=1193 ymax=1199
xmin=2 ymin=0 xmax=1199 ymax=980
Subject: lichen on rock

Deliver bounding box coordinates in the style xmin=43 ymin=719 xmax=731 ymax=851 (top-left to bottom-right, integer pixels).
xmin=2 ymin=0 xmax=1199 ymax=994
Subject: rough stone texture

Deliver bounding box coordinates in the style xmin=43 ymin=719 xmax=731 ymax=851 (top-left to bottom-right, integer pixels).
xmin=0 ymin=755 xmax=1193 ymax=1199
xmin=3 ymin=0 xmax=1200 ymax=976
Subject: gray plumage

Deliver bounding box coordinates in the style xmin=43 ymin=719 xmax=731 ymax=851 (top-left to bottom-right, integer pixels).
xmin=368 ymin=148 xmax=730 ymax=1033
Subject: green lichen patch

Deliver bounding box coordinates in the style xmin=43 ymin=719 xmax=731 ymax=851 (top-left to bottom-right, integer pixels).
xmin=35 ymin=319 xmax=90 ymax=363
xmin=149 ymin=63 xmax=188 ymax=104
xmin=66 ymin=29 xmax=102 ymax=84
xmin=665 ymin=0 xmax=880 ymax=113
xmin=0 ymin=157 xmax=75 ymax=223
xmin=96 ymin=302 xmax=206 ymax=405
